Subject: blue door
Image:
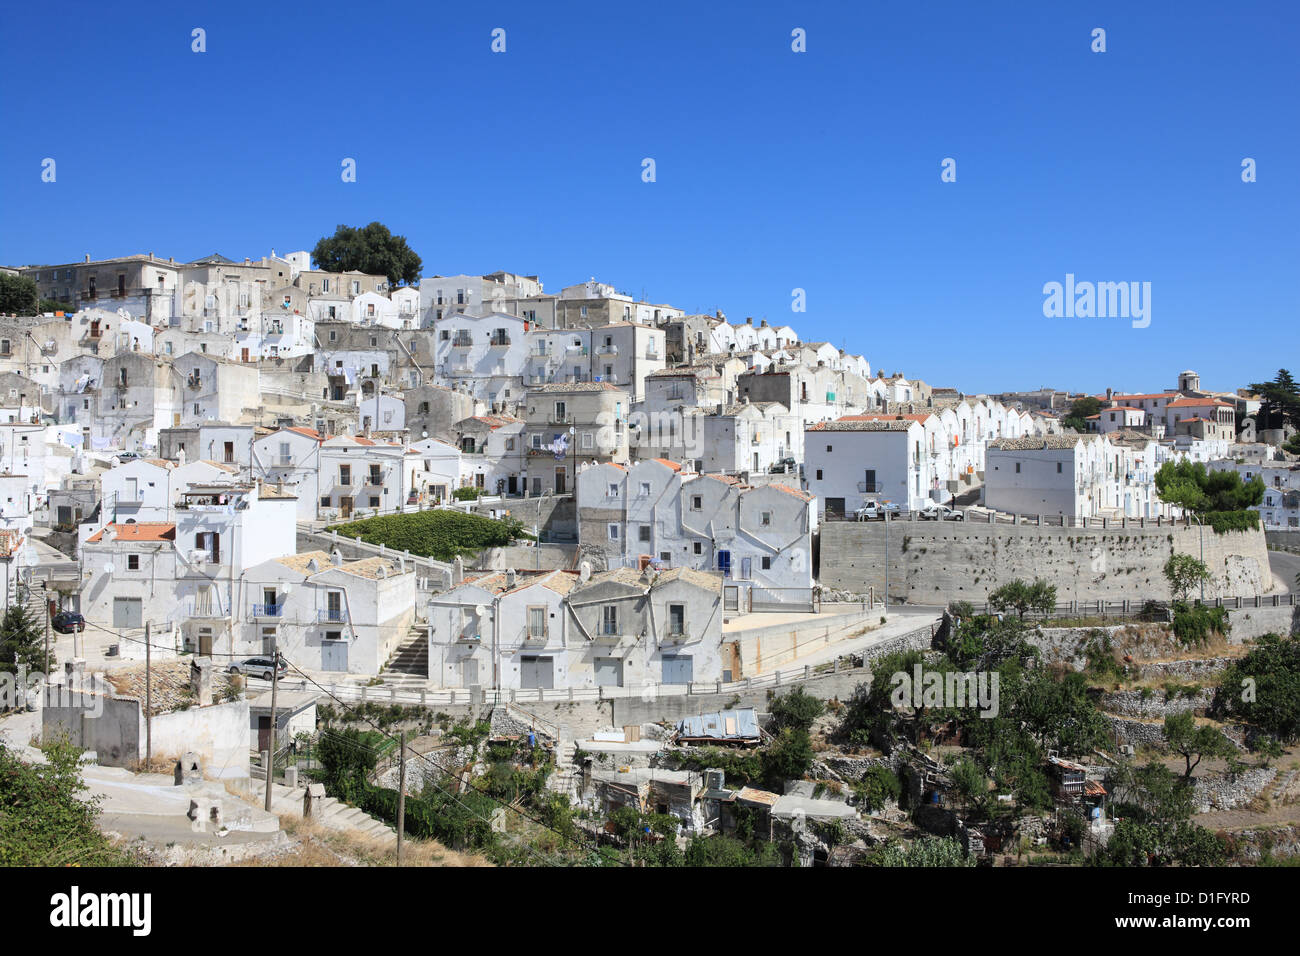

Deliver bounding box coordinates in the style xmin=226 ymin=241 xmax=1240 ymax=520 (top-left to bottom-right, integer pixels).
xmin=717 ymin=550 xmax=732 ymax=577
xmin=322 ymin=640 xmax=348 ymax=672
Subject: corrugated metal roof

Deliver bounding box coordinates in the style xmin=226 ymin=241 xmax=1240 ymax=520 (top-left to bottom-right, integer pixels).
xmin=676 ymin=707 xmax=758 ymax=741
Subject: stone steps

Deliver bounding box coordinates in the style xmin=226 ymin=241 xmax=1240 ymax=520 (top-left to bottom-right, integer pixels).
xmin=247 ymin=780 xmax=396 ymax=840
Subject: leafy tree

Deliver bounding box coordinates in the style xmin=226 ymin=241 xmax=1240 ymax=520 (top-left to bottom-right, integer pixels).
xmin=316 ymin=727 xmax=379 ymax=803
xmin=852 ymin=765 xmax=902 ymax=812
xmin=1017 ymin=669 xmax=1108 ymax=756
xmin=0 ymin=604 xmax=49 ymax=675
xmin=683 ymin=834 xmax=781 ymax=866
xmin=1249 ymin=369 xmax=1300 ymax=432
xmin=1154 ymin=460 xmax=1264 ymax=514
xmin=950 ymin=758 xmax=987 ymax=814
xmin=1163 ymin=553 xmax=1211 ymax=603
xmin=1213 ymin=633 xmax=1300 ymax=743
xmin=1061 ymin=396 xmax=1102 ymax=433
xmin=0 ymin=274 xmax=38 ymax=315
xmin=0 ymin=737 xmax=137 ymax=865
xmin=988 ymin=578 xmax=1056 ymax=619
xmin=329 ymin=508 xmax=525 ymax=561
xmin=769 ymin=687 xmax=824 ymax=733
xmin=761 ymin=726 xmax=815 ymax=787
xmin=1162 ymin=711 xmax=1235 ymax=780
xmin=311 ymin=222 xmax=422 ymax=287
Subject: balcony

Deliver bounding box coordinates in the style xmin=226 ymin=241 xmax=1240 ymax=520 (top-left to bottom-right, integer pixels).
xmin=451 ymin=335 xmax=474 ymax=348
xmin=253 ymin=603 xmax=283 ymax=618
xmin=318 ymin=608 xmax=346 ymax=623
xmin=489 ymin=335 xmax=512 ymax=348
xmin=597 ymin=344 xmax=618 ymax=355
xmin=522 ymin=627 xmax=548 ymax=645
xmin=857 ymin=481 xmax=883 ymax=493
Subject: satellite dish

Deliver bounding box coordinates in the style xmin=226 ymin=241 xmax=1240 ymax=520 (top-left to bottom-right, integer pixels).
xmin=422 ymin=431 xmax=428 ymax=438
xmin=280 ymin=582 xmax=293 ymax=595
xmin=474 ymin=604 xmax=487 ymax=617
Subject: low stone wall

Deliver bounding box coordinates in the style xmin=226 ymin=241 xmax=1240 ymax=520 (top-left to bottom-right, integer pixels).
xmin=1266 ymin=531 xmax=1300 ymax=554
xmin=1193 ymin=767 xmax=1276 ymax=814
xmin=1103 ymin=714 xmax=1167 ymax=750
xmin=1098 ymin=688 xmax=1214 ymax=720
xmin=1135 ymin=657 xmax=1235 ymax=681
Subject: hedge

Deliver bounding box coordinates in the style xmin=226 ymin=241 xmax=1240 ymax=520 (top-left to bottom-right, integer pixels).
xmin=1201 ymin=510 xmax=1260 ymax=535
xmin=327 ymin=509 xmax=523 ymax=561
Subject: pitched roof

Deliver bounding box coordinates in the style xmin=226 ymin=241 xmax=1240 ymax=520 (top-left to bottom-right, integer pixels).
xmin=86 ymin=522 xmax=176 ymax=543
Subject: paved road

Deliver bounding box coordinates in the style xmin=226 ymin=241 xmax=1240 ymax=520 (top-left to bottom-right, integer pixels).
xmin=1268 ymin=548 xmax=1300 ymax=593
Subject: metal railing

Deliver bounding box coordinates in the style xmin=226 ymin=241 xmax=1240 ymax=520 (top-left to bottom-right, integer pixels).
xmin=253 ymin=603 xmax=283 ymax=618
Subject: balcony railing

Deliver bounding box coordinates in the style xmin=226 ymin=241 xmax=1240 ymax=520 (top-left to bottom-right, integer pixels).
xmin=489 ymin=335 xmax=511 ymax=347
xmin=857 ymin=481 xmax=883 ymax=493
xmin=597 ymin=345 xmax=618 ymax=355
xmin=253 ymin=603 xmax=283 ymax=618
xmin=451 ymin=335 xmax=474 ymax=348
xmin=318 ymin=608 xmax=346 ymax=623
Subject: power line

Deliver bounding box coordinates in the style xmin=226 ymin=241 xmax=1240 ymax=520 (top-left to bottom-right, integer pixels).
xmin=284 ymin=657 xmax=625 ymax=866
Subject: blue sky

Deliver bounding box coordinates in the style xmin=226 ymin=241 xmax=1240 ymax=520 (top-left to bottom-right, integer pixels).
xmin=1 ymin=1 xmax=1295 ymax=395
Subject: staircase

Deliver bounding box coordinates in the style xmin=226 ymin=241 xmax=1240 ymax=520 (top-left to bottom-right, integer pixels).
xmin=247 ymin=778 xmax=396 ymax=841
xmin=382 ymin=627 xmax=429 ymax=680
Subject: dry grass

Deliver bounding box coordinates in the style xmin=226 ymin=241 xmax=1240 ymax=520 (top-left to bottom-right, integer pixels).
xmin=236 ymin=816 xmax=491 ymax=867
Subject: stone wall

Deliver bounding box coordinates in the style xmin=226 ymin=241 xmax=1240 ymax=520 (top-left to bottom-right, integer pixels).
xmin=1098 ymin=688 xmax=1214 ymax=720
xmin=820 ymin=520 xmax=1272 ymax=606
xmin=1227 ymin=602 xmax=1300 ymax=640
xmin=1266 ymin=531 xmax=1300 ymax=554
xmin=1192 ymin=767 xmax=1276 ymax=813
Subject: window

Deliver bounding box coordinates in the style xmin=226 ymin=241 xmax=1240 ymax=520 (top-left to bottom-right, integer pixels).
xmin=602 ymin=605 xmax=618 ymax=635
xmin=321 ymin=496 xmax=331 ymax=507
xmin=127 ymin=554 xmax=140 ymax=571
xmin=826 ymin=445 xmax=833 ymax=452
xmin=669 ymin=604 xmax=685 ymax=636
xmin=582 ymin=432 xmax=594 ymax=449
xmin=608 ymin=483 xmax=619 ymax=497
xmin=608 ymin=524 xmax=620 ymax=540
xmin=339 ymin=465 xmax=351 ymax=486
xmin=1015 ymin=463 xmax=1021 ymax=473
xmin=528 ymin=606 xmax=546 ymax=639
xmin=816 ymin=469 xmax=823 ymax=480
xmin=761 ymin=511 xmax=772 ymax=526
xmin=639 ymin=524 xmax=651 ymax=542
xmin=693 ymin=541 xmax=703 ymax=555
xmin=369 ymin=496 xmax=380 ymax=507
xmin=691 ymin=496 xmax=702 ymax=511
xmin=554 ymin=401 xmax=567 ymax=422
xmin=639 ymin=481 xmax=651 ymax=497
xmin=761 ymin=556 xmax=771 ymax=570
xmin=531 ymin=434 xmax=543 ymax=450
xmin=1056 ymin=462 xmax=1063 ymax=473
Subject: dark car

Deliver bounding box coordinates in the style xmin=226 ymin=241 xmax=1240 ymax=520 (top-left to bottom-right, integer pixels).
xmin=229 ymin=656 xmax=288 ymax=681
xmin=51 ymin=611 xmax=85 ymax=634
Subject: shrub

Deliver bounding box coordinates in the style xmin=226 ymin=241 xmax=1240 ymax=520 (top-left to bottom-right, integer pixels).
xmin=328 ymin=508 xmax=524 ymax=561
xmin=1171 ymin=602 xmax=1230 ymax=646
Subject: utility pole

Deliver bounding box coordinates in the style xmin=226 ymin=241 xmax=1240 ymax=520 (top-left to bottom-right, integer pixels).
xmin=883 ymin=510 xmax=889 ymax=615
xmin=145 ymin=621 xmax=152 ymax=767
xmin=265 ymin=642 xmax=279 ymax=811
xmin=396 ymin=731 xmax=406 ymax=866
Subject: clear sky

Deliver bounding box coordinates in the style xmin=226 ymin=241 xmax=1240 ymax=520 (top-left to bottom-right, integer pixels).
xmin=1 ymin=1 xmax=1295 ymax=395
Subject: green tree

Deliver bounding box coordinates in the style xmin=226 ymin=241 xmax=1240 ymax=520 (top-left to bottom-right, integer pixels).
xmin=1061 ymin=396 xmax=1102 ymax=433
xmin=988 ymin=578 xmax=1056 ymax=619
xmin=769 ymin=687 xmax=824 ymax=733
xmin=1018 ymin=669 xmax=1108 ymax=756
xmin=311 ymin=222 xmax=422 ymax=287
xmin=1154 ymin=459 xmax=1264 ymax=514
xmin=1249 ymin=370 xmax=1300 ymax=432
xmin=950 ymin=758 xmax=987 ymax=814
xmin=762 ymin=726 xmax=815 ymax=787
xmin=1213 ymin=633 xmax=1300 ymax=743
xmin=1163 ymin=553 xmax=1211 ymax=603
xmin=0 ymin=604 xmax=48 ymax=675
xmin=316 ymin=727 xmax=379 ymax=803
xmin=852 ymin=765 xmax=902 ymax=812
xmin=0 ymin=274 xmax=38 ymax=315
xmin=1162 ymin=711 xmax=1235 ymax=780
xmin=0 ymin=737 xmax=137 ymax=865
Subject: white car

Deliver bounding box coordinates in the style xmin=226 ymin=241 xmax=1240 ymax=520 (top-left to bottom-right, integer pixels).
xmin=920 ymin=504 xmax=965 ymax=521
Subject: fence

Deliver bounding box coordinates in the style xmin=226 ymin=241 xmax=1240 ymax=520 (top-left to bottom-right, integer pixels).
xmin=960 ymin=592 xmax=1297 ymax=621
xmin=823 ymin=509 xmax=1204 ymax=529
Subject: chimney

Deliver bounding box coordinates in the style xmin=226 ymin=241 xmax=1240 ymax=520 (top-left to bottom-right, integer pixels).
xmin=745 ymin=317 xmax=753 ymax=325
xmin=331 ymin=549 xmax=343 ymax=567
xmin=1106 ymin=388 xmax=1113 ymax=401
xmin=191 ymin=657 xmax=214 ymax=704
xmin=760 ymin=319 xmax=768 ymax=328
xmin=84 ymin=254 xmax=90 ymax=263
xmin=505 ymin=568 xmax=517 ymax=589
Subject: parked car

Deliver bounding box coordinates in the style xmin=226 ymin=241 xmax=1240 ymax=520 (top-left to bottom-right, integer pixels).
xmin=229 ymin=656 xmax=288 ymax=681
xmin=854 ymin=501 xmax=902 ymax=520
xmin=51 ymin=611 xmax=85 ymax=634
xmin=919 ymin=504 xmax=965 ymax=521
xmin=115 ymin=451 xmax=140 ymax=462
xmin=768 ymin=457 xmax=798 ymax=474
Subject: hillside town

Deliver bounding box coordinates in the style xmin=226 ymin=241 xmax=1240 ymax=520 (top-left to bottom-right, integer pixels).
xmin=0 ymin=244 xmax=1297 ymax=871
